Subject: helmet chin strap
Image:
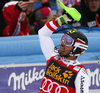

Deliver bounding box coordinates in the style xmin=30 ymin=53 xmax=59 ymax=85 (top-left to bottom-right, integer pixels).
xmin=69 ymin=47 xmax=80 ymax=56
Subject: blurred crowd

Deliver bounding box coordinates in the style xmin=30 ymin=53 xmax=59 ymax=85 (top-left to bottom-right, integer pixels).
xmin=0 ymin=0 xmax=100 ymax=37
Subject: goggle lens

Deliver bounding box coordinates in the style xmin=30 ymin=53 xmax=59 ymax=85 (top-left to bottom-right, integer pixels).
xmin=61 ymin=34 xmax=74 ymax=47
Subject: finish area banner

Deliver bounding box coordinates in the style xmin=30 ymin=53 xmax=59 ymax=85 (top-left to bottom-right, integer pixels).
xmin=0 ymin=62 xmax=100 ymax=93
xmin=0 ymin=64 xmax=46 ymax=93
xmin=83 ymin=62 xmax=100 ymax=89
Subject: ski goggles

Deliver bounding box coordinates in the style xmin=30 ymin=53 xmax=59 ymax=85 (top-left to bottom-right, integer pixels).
xmin=61 ymin=34 xmax=74 ymax=47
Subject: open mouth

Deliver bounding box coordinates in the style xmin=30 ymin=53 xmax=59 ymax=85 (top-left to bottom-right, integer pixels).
xmin=91 ymin=6 xmax=96 ymax=9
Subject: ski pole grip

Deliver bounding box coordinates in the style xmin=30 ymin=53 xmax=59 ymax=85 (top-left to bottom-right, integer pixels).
xmin=57 ymin=0 xmax=81 ymax=21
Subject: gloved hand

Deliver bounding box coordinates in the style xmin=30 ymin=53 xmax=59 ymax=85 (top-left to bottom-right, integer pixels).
xmin=56 ymin=14 xmax=72 ymax=26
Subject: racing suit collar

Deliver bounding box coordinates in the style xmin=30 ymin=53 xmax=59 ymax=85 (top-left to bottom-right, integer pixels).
xmin=60 ymin=56 xmax=80 ymax=67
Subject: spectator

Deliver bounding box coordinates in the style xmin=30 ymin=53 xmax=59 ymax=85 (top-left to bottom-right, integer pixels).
xmin=73 ymin=0 xmax=100 ymax=27
xmin=2 ymin=0 xmax=49 ymax=36
xmin=29 ymin=6 xmax=51 ymax=34
xmin=2 ymin=1 xmax=31 ymax=36
xmin=29 ymin=6 xmax=58 ymax=34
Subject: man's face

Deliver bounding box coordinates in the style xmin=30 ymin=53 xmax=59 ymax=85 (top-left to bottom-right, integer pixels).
xmin=88 ymin=0 xmax=100 ymax=12
xmin=58 ymin=41 xmax=73 ymax=57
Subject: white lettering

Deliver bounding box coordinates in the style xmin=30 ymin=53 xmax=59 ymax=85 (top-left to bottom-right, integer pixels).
xmin=87 ymin=68 xmax=100 ymax=87
xmin=8 ymin=67 xmax=45 ymax=91
xmin=80 ymin=76 xmax=85 ymax=93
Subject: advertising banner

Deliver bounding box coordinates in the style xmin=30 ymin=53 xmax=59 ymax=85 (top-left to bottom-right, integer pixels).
xmin=0 ymin=61 xmax=100 ymax=93
xmin=0 ymin=64 xmax=46 ymax=93
xmin=83 ymin=62 xmax=100 ymax=90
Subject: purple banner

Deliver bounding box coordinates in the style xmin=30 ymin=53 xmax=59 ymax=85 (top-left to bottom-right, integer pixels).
xmin=83 ymin=63 xmax=100 ymax=89
xmin=0 ymin=62 xmax=100 ymax=93
xmin=0 ymin=65 xmax=46 ymax=93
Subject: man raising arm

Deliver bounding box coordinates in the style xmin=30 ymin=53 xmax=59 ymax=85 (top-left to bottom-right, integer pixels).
xmin=38 ymin=9 xmax=89 ymax=93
